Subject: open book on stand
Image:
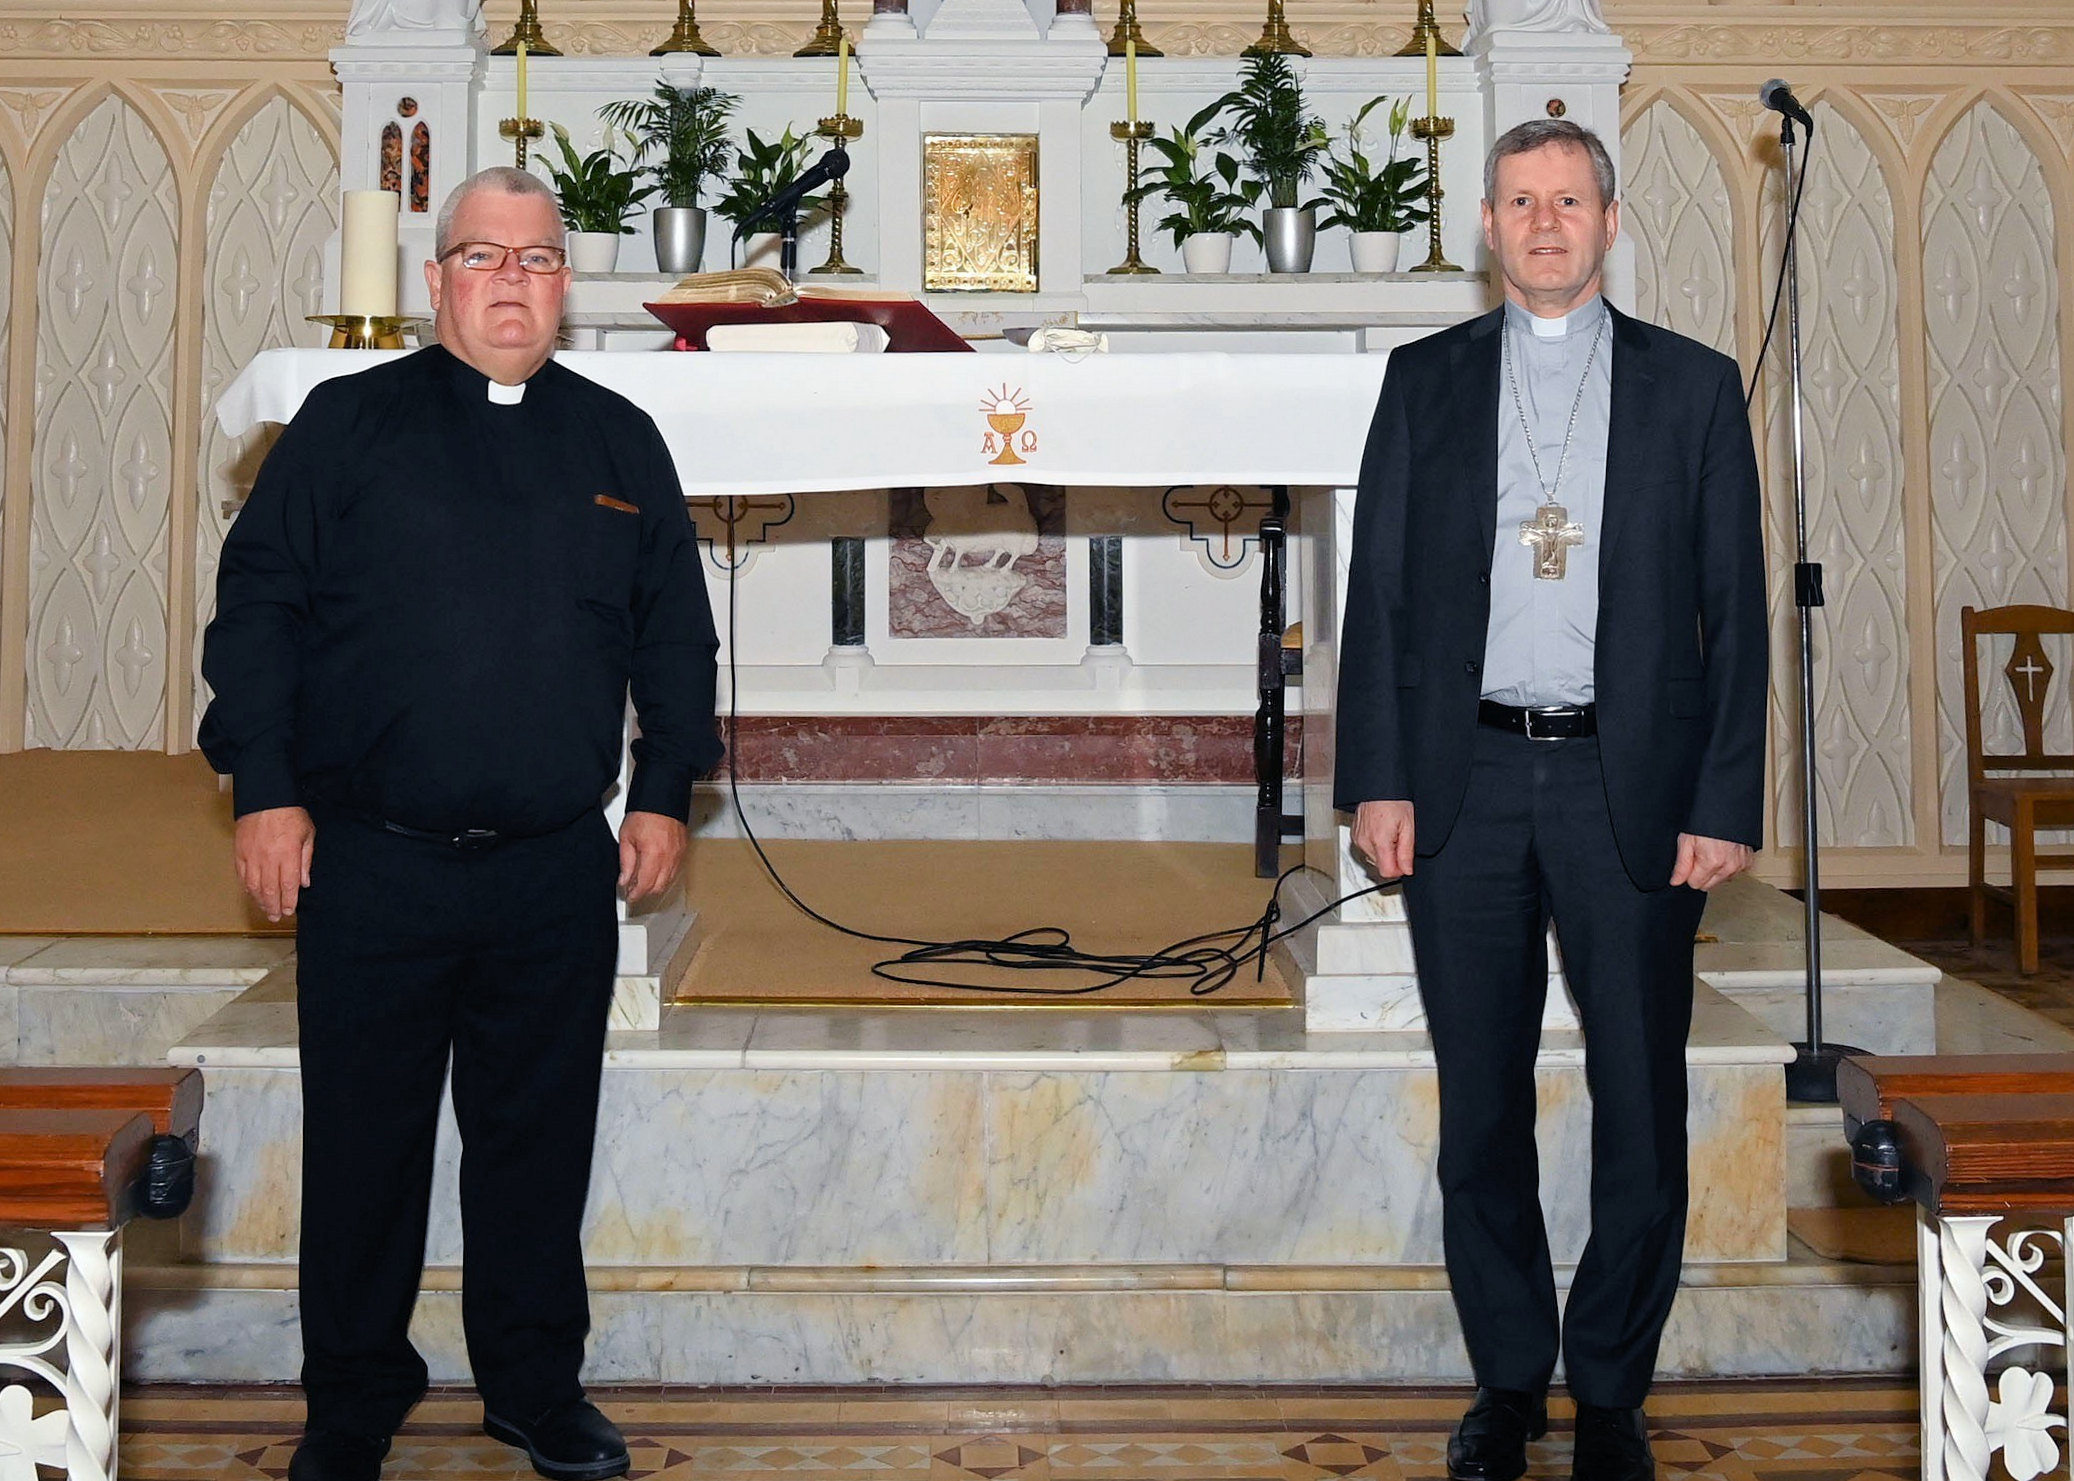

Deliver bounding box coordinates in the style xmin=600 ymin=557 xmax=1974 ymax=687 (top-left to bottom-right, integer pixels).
xmin=644 ymin=269 xmax=971 ymax=352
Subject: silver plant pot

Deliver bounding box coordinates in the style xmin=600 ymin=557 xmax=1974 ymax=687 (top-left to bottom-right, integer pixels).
xmin=653 ymin=206 xmax=707 ymax=275
xmin=1263 ymin=206 xmax=1316 ymax=274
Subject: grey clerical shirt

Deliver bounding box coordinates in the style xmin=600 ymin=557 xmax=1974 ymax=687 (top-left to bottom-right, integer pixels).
xmin=1481 ymin=294 xmax=1613 ymax=707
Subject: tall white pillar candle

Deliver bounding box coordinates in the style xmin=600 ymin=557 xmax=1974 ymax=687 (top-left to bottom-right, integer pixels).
xmin=339 ymin=188 xmax=400 ymax=317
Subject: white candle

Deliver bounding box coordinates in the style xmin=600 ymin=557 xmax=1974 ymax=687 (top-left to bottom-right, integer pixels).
xmin=836 ymin=31 xmax=848 ymax=117
xmin=339 ymin=188 xmax=399 ymax=317
xmin=1125 ymin=34 xmax=1138 ymax=124
xmin=516 ymin=39 xmax=529 ymax=120
xmin=1424 ymin=27 xmax=1437 ymax=120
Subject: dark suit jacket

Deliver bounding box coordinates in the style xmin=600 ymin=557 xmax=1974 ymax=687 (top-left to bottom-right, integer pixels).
xmin=1332 ymin=304 xmax=1768 ymax=891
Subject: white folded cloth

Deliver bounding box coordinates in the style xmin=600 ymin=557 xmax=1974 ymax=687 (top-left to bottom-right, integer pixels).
xmin=1024 ymin=327 xmax=1108 ymax=354
xmin=705 ymin=321 xmax=890 ymax=353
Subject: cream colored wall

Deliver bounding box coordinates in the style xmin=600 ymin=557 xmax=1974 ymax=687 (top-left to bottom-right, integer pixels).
xmin=0 ymin=47 xmax=341 ymax=754
xmin=0 ymin=0 xmax=2066 ymax=887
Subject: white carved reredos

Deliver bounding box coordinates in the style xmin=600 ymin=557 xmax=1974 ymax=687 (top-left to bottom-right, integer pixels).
xmin=344 ymin=0 xmax=483 ymax=42
xmin=1464 ymin=0 xmax=1612 ymax=47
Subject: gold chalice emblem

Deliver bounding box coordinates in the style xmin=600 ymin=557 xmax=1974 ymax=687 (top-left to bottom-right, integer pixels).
xmin=982 ymin=386 xmax=1032 ymax=466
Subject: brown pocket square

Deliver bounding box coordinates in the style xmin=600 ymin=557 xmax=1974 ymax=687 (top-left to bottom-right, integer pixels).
xmin=594 ymin=494 xmax=640 ymax=515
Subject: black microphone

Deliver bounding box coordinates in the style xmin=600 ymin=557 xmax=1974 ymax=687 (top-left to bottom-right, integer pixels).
xmin=1759 ymin=78 xmax=1814 ymax=131
xmin=733 ymin=146 xmax=851 ymax=238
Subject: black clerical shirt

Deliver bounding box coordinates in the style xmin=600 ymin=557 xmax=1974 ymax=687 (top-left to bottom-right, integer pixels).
xmin=200 ymin=345 xmax=722 ymax=836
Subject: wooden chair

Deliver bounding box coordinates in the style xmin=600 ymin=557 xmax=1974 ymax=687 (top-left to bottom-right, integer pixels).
xmin=1962 ymin=604 xmax=2074 ymax=973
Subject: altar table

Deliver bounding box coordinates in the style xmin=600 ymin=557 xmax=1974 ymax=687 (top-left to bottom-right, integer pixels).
xmin=215 ymin=349 xmax=1390 ymax=495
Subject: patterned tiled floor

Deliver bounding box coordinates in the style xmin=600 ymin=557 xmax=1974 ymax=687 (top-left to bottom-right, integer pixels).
xmin=117 ymin=1381 xmax=1922 ymax=1480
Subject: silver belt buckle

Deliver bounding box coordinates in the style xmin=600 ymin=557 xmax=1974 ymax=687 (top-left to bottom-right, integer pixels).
xmin=1522 ymin=707 xmax=1561 ymax=740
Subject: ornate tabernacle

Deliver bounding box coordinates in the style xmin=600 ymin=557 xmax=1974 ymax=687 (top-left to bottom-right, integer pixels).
xmin=923 ymin=134 xmax=1040 ymax=292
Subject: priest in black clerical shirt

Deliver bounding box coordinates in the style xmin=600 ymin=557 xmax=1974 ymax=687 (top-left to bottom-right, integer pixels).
xmin=200 ymin=166 xmax=720 ymax=1481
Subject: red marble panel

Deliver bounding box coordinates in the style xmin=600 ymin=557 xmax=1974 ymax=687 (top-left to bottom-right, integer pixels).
xmin=715 ymin=715 xmax=1302 ymax=784
xmin=717 ymin=717 xmax=982 ymax=783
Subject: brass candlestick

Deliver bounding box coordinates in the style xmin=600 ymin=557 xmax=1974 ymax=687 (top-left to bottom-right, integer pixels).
xmin=796 ymin=0 xmax=845 ymax=55
xmin=499 ymin=116 xmax=546 ymax=170
xmin=306 ymin=314 xmax=425 ymax=350
xmin=491 ymin=0 xmax=560 ymax=54
xmin=1105 ymin=0 xmax=1160 ymax=56
xmin=1394 ymin=0 xmax=1459 ymax=56
xmin=1241 ymin=0 xmax=1308 ymax=57
xmin=652 ymin=0 xmax=721 ymax=54
xmin=1407 ymin=114 xmax=1457 ymax=272
xmin=810 ymin=114 xmax=865 ymax=275
xmin=1107 ymin=119 xmax=1158 ymax=275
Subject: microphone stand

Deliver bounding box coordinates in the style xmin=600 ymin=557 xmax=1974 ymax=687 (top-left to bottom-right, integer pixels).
xmin=778 ymin=207 xmax=800 ymax=281
xmin=1774 ymin=103 xmax=1865 ymax=1103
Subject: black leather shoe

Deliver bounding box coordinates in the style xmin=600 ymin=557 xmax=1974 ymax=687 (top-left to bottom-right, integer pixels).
xmin=1571 ymin=1404 xmax=1654 ymax=1481
xmin=484 ymin=1398 xmax=631 ymax=1481
xmin=287 ymin=1430 xmax=390 ymax=1481
xmin=1448 ymin=1387 xmax=1550 ymax=1481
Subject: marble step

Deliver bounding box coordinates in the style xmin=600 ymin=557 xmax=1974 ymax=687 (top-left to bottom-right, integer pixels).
xmin=171 ymin=988 xmax=1791 ymax=1272
xmin=121 ymin=1248 xmax=1912 ymax=1384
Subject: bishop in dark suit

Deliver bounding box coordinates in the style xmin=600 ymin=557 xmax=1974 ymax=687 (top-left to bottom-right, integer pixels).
xmin=1334 ymin=120 xmax=1767 ymax=1481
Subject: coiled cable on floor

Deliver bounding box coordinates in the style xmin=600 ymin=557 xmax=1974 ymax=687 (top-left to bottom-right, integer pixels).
xmin=710 ymin=545 xmax=1383 ymax=997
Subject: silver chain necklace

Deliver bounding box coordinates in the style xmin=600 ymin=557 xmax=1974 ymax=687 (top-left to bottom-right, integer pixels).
xmin=1504 ymin=308 xmax=1608 ymax=507
xmin=1504 ymin=308 xmax=1607 ymax=581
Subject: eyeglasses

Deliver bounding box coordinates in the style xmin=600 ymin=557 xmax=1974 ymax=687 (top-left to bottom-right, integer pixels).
xmin=438 ymin=241 xmax=568 ymax=274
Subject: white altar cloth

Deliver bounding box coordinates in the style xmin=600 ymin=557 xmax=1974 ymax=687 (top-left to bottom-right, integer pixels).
xmin=216 ymin=349 xmax=1389 ymax=496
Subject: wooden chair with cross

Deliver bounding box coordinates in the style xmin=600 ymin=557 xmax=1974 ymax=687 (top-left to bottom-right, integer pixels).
xmin=1963 ymin=603 xmax=2074 ymax=973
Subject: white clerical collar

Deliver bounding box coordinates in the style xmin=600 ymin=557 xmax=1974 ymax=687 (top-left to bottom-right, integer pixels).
xmin=1507 ymin=295 xmax=1606 ymax=340
xmin=487 ymin=379 xmax=526 ymax=404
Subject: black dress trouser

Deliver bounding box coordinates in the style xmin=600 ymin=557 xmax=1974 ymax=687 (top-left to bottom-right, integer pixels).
xmin=1403 ymin=726 xmax=1706 ymax=1410
xmin=294 ymin=805 xmax=619 ymax=1436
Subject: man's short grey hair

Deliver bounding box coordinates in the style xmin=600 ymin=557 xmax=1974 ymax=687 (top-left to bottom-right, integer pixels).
xmin=434 ymin=166 xmax=565 ymax=256
xmin=1483 ymin=119 xmax=1617 ymax=208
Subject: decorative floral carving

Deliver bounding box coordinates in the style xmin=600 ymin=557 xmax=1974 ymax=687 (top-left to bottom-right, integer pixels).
xmin=0 ymin=18 xmax=339 ymax=57
xmin=1626 ymin=24 xmax=2066 ymax=63
xmin=0 ymin=1384 xmax=69 ymax=1479
xmin=1986 ymin=1367 xmax=2066 ymax=1481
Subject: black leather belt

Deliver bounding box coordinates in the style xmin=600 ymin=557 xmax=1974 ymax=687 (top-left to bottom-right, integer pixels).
xmin=1478 ymin=699 xmax=1597 ymax=740
xmin=379 ymin=818 xmax=507 ymax=850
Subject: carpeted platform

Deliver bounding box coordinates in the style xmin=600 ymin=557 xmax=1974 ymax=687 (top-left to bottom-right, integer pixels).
xmin=676 ymin=838 xmax=1294 ymax=1007
xmin=0 ymin=749 xmax=1292 ymax=1005
xmin=0 ymin=749 xmax=277 ymax=935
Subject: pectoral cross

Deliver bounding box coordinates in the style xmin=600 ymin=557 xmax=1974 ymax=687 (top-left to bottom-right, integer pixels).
xmin=1519 ymin=503 xmax=1585 ymax=581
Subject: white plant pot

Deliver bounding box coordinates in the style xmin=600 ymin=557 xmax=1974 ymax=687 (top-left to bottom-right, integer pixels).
xmin=1180 ymin=232 xmax=1235 ymax=274
xmin=1349 ymin=230 xmax=1401 ymax=275
xmin=742 ymin=231 xmax=784 ymax=270
xmin=567 ymin=230 xmax=623 ymax=274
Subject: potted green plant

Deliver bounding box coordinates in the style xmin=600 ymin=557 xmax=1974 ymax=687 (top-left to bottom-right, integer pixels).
xmin=1125 ymin=101 xmax=1263 ymax=274
xmin=538 ymin=123 xmax=657 ymax=273
xmin=710 ymin=127 xmax=830 ymax=269
xmin=1210 ymin=51 xmax=1328 ymax=273
xmin=1319 ymin=95 xmax=1429 ymax=274
xmin=599 ymin=81 xmax=739 ymax=274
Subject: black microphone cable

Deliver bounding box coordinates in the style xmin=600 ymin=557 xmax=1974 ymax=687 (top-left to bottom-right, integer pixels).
xmin=1745 ymin=95 xmax=1819 ymax=413
xmin=708 ymin=543 xmax=1385 ymax=998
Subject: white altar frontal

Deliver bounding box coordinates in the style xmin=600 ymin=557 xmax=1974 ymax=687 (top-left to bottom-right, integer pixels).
xmin=143 ymin=0 xmax=1973 ymax=1391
